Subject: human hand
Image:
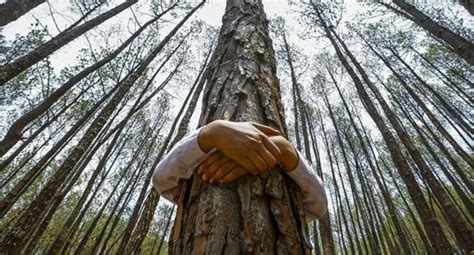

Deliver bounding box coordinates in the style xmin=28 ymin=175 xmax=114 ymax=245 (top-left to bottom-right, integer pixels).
xmin=198 ymin=120 xmax=282 ymax=175
xmin=268 ymin=136 xmax=298 ymax=172
xmin=199 ymin=136 xmax=298 ymax=184
xmin=199 ymin=151 xmax=247 ymax=183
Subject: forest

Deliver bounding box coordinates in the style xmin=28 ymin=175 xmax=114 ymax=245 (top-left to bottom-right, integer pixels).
xmin=0 ymin=0 xmax=472 ymax=254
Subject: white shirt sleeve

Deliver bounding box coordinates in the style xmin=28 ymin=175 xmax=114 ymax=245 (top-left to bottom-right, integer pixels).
xmin=286 ymin=151 xmax=328 ymax=222
xmin=152 ymin=129 xmax=327 ymax=222
xmin=152 ymin=128 xmax=207 ymax=203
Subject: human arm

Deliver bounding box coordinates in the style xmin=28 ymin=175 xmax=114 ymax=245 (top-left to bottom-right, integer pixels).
xmin=198 ymin=120 xmax=282 ymax=174
xmin=152 ymin=120 xmax=283 ymax=202
xmin=200 ymin=135 xmax=328 ymax=222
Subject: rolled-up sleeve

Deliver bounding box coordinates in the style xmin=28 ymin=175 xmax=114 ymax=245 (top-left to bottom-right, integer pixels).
xmin=152 ymin=129 xmax=207 ymax=203
xmin=286 ymin=151 xmax=328 ymax=222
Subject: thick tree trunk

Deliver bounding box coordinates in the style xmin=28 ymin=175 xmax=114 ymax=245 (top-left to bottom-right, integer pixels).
xmin=169 ymin=0 xmax=310 ymax=254
xmin=385 ymin=0 xmax=474 ymax=65
xmin=0 ymin=0 xmax=138 ymax=86
xmin=0 ymin=0 xmax=45 ymax=26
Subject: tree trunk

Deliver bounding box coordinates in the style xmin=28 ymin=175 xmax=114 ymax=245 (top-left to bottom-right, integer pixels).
xmin=0 ymin=8 xmax=172 ymax=157
xmin=311 ymin=2 xmax=453 ymax=252
xmin=125 ymin=42 xmax=213 ymax=254
xmin=320 ymin=83 xmax=379 ymax=254
xmin=385 ymin=47 xmax=473 ymax=167
xmin=329 ymin=70 xmax=412 ymax=254
xmin=169 ymin=0 xmax=311 ymax=254
xmin=355 ymin=36 xmax=474 ymax=252
xmin=317 ymin=106 xmax=356 ymax=254
xmin=0 ymin=0 xmax=45 ymax=26
xmin=0 ymin=0 xmax=138 ymax=86
xmin=459 ymin=0 xmax=474 ymax=15
xmin=0 ymin=79 xmax=122 ymax=219
xmin=385 ymin=0 xmax=474 ymax=65
xmin=0 ymin=9 xmax=188 ymax=248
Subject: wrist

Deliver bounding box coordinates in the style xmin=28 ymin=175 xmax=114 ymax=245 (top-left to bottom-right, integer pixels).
xmin=197 ymin=120 xmax=223 ymax=152
xmin=281 ymin=142 xmax=298 ymax=172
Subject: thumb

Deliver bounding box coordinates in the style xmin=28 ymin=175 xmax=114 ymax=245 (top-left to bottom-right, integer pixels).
xmin=251 ymin=122 xmax=280 ymax=135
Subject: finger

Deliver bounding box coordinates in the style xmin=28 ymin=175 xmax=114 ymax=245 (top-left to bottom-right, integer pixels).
xmin=257 ymin=149 xmax=277 ymax=169
xmin=259 ymin=135 xmax=280 ymax=163
xmin=201 ymin=151 xmax=223 ymax=168
xmin=252 ymin=123 xmax=280 ymax=135
xmin=202 ymin=156 xmax=229 ymax=181
xmin=210 ymin=161 xmax=238 ymax=183
xmin=260 ymin=135 xmax=281 ymax=157
xmin=220 ymin=168 xmax=247 ymax=183
xmin=239 ymin=158 xmax=258 ymax=175
xmin=248 ymin=153 xmax=268 ymax=173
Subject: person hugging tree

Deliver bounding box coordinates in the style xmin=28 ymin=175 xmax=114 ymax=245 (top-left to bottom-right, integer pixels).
xmin=152 ymin=120 xmax=327 ymax=222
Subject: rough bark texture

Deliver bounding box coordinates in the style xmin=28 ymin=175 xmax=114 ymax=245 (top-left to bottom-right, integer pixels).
xmin=169 ymin=0 xmax=311 ymax=254
xmin=0 ymin=0 xmax=45 ymax=26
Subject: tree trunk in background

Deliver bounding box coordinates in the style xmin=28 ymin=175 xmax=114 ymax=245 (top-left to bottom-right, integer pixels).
xmin=169 ymin=0 xmax=310 ymax=254
xmin=0 ymin=9 xmax=191 ymax=249
xmin=329 ymin=71 xmax=412 ymax=255
xmin=125 ymin=42 xmax=212 ymax=254
xmin=311 ymin=2 xmax=453 ymax=253
xmin=387 ymin=0 xmax=474 ymax=65
xmin=0 ymin=0 xmax=45 ymax=26
xmin=459 ymin=0 xmax=474 ymax=15
xmin=0 ymin=0 xmax=138 ymax=86
xmin=0 ymin=8 xmax=173 ymax=157
xmin=356 ymin=37 xmax=474 ymax=252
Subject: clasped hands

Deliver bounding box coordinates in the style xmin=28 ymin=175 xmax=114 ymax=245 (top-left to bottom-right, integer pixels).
xmin=197 ymin=120 xmax=298 ymax=184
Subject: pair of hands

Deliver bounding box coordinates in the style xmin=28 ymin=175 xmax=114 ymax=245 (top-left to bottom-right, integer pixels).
xmin=197 ymin=120 xmax=298 ymax=184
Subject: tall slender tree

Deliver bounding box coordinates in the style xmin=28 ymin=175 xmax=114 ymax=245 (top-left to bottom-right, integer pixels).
xmin=378 ymin=0 xmax=474 ymax=65
xmin=0 ymin=0 xmax=46 ymax=26
xmin=0 ymin=0 xmax=138 ymax=86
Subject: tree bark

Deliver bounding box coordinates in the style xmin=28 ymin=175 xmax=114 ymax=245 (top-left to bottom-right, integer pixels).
xmin=0 ymin=0 xmax=45 ymax=26
xmin=169 ymin=0 xmax=311 ymax=254
xmin=125 ymin=43 xmax=213 ymax=254
xmin=0 ymin=0 xmax=138 ymax=86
